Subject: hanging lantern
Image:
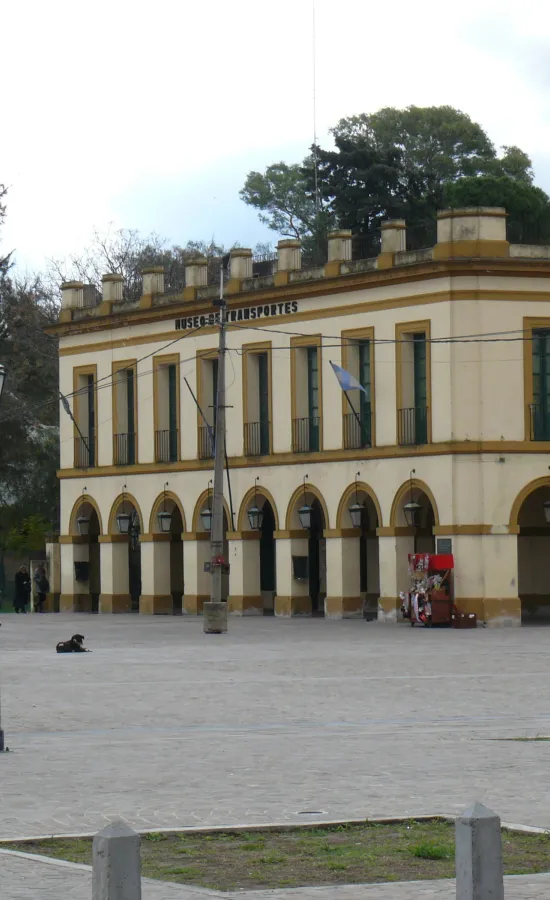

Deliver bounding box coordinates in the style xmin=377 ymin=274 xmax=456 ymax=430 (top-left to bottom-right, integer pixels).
xmin=544 ymin=500 xmax=550 ymax=524
xmin=348 ymin=502 xmax=363 ymax=529
xmin=403 ymin=499 xmax=421 ymax=528
xmin=157 ymin=510 xmax=172 ymax=533
xmin=298 ymin=503 xmax=312 ymax=530
xmin=247 ymin=504 xmax=264 ymax=531
xmin=201 ymin=506 xmax=213 ymax=532
xmin=76 ymin=515 xmax=90 ymax=537
xmin=116 ymin=511 xmax=131 ymax=534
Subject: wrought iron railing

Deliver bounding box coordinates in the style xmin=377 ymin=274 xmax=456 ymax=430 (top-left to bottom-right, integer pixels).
xmin=155 ymin=429 xmax=179 ymax=463
xmin=343 ymin=407 xmax=372 ymax=449
xmin=292 ymin=416 xmax=320 ymax=453
xmin=352 ymin=233 xmax=381 ymax=260
xmin=244 ymin=421 xmax=270 ymax=456
xmin=74 ymin=431 xmax=95 ymax=468
xmin=113 ymin=432 xmax=136 ymax=465
xmin=397 ymin=407 xmax=429 ymax=446
xmin=252 ymin=253 xmax=277 ymax=278
xmin=198 ymin=425 xmax=215 ymax=459
xmin=529 ymin=404 xmax=550 ymax=441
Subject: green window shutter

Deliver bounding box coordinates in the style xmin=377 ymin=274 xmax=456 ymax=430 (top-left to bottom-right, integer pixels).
xmin=258 ymin=353 xmax=269 ymax=454
xmin=126 ymin=369 xmax=135 ymax=464
xmin=533 ymin=329 xmax=550 ymax=439
xmin=87 ymin=374 xmax=95 ymax=466
xmin=358 ymin=340 xmax=371 ymax=446
xmin=413 ymin=333 xmax=427 ymax=444
xmin=168 ymin=364 xmax=178 ymax=461
xmin=307 ymin=347 xmax=320 ymax=451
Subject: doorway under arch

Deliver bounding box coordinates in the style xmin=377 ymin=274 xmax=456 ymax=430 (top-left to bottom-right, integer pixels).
xmin=515 ymin=482 xmax=550 ymax=622
xmin=69 ymin=496 xmax=101 ymax=612
xmin=391 ymin=479 xmax=437 ymax=613
xmin=237 ymin=487 xmax=279 ymax=614
xmin=285 ymin=484 xmax=328 ymax=617
xmin=337 ymin=483 xmax=381 ymax=619
xmin=108 ymin=493 xmax=143 ymax=613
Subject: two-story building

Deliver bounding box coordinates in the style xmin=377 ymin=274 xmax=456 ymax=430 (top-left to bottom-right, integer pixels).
xmin=49 ymin=207 xmax=550 ymax=626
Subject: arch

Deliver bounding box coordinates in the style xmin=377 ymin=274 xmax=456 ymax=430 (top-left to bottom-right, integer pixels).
xmin=192 ymin=489 xmax=231 ymax=533
xmin=509 ymin=477 xmax=550 ymax=530
xmin=237 ymin=486 xmax=280 ymax=532
xmin=107 ymin=493 xmax=144 ymax=535
xmin=285 ymin=483 xmax=330 ymax=531
xmin=148 ymin=491 xmax=187 ymax=534
xmin=69 ymin=494 xmax=103 ymax=535
xmin=336 ymin=481 xmax=383 ymax=530
xmin=389 ymin=479 xmax=440 ymax=528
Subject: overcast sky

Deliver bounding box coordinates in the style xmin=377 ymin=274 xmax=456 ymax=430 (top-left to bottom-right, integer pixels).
xmin=3 ymin=0 xmax=550 ymax=273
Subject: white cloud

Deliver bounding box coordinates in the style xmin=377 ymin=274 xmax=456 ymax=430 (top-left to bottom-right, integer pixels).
xmin=3 ymin=0 xmax=550 ymax=271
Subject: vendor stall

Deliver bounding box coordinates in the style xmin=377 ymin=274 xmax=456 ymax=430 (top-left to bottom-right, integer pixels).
xmin=400 ymin=553 xmax=454 ymax=627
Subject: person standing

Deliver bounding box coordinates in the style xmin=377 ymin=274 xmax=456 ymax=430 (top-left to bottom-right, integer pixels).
xmin=34 ymin=565 xmax=50 ymax=613
xmin=14 ymin=565 xmax=31 ymax=613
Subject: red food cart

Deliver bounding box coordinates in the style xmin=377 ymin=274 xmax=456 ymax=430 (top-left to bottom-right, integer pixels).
xmin=400 ymin=553 xmax=455 ymax=627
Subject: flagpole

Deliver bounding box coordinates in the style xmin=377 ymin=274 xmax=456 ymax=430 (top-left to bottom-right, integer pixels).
xmin=343 ymin=390 xmax=363 ymax=431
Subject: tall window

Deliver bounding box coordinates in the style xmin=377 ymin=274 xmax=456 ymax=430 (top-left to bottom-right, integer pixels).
xmin=198 ymin=352 xmax=218 ymax=459
xmin=291 ymin=338 xmax=322 ymax=453
xmin=532 ymin=330 xmax=550 ymax=439
xmin=113 ymin=363 xmax=137 ymax=465
xmin=154 ymin=357 xmax=179 ymax=463
xmin=341 ymin=329 xmax=374 ymax=450
xmin=397 ymin=323 xmax=430 ymax=446
xmin=74 ymin=367 xmax=97 ymax=467
xmin=244 ymin=348 xmax=271 ymax=456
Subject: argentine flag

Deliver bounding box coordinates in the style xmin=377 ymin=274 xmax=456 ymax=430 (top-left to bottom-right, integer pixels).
xmin=330 ymin=361 xmax=367 ymax=393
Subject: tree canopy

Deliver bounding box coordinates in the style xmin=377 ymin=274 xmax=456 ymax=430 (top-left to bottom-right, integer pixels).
xmin=241 ymin=105 xmax=549 ymax=253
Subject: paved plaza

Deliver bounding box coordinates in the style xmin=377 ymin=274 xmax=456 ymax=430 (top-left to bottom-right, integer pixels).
xmin=1 ymin=615 xmax=550 ymax=897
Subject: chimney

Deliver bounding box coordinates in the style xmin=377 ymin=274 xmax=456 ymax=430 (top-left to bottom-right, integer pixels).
xmin=275 ymin=239 xmax=301 ymax=286
xmin=377 ymin=220 xmax=406 ymax=269
xmin=325 ymin=230 xmax=352 ymax=277
xmin=183 ymin=257 xmax=208 ymax=302
xmin=61 ymin=281 xmax=84 ymax=309
xmin=142 ymin=266 xmax=165 ymax=296
xmin=229 ymin=248 xmax=253 ymax=280
xmin=434 ymin=207 xmax=509 ymax=259
xmin=101 ymin=273 xmax=124 ymax=303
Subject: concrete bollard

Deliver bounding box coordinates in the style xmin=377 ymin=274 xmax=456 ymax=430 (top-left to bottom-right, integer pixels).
xmin=456 ymin=802 xmax=504 ymax=900
xmin=92 ymin=821 xmax=142 ymax=900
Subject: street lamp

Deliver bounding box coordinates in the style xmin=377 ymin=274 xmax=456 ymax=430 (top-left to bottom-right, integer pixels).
xmin=544 ymin=500 xmax=550 ymax=524
xmin=157 ymin=482 xmax=172 ymax=533
xmin=77 ymin=515 xmax=90 ymax=537
xmin=298 ymin=473 xmax=312 ymax=530
xmin=201 ymin=480 xmax=213 ymax=532
xmin=116 ymin=484 xmax=131 ymax=535
xmin=348 ymin=471 xmax=364 ymax=529
xmin=247 ymin=477 xmax=264 ymax=531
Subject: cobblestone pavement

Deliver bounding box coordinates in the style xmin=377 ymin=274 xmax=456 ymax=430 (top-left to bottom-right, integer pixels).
xmin=2 ymin=614 xmax=550 ymax=840
xmin=2 ymin=853 xmax=549 ymax=899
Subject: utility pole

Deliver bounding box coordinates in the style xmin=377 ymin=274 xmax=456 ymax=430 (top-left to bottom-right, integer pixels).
xmin=203 ymin=261 xmax=229 ymax=635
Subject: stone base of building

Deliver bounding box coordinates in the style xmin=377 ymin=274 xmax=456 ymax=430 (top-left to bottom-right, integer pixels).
xmin=457 ymin=596 xmax=521 ymax=627
xmin=325 ymin=596 xmax=362 ymax=619
xmin=60 ymin=593 xmax=92 ymax=613
xmin=99 ymin=593 xmax=132 ymax=614
xmin=377 ymin=596 xmax=399 ymax=623
xmin=139 ymin=594 xmax=173 ymax=615
xmin=227 ymin=595 xmax=263 ymax=615
xmin=182 ymin=594 xmax=208 ymax=615
xmin=274 ymin=596 xmax=312 ymax=617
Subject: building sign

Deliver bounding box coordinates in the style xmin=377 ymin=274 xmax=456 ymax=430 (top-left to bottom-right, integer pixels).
xmin=176 ymin=300 xmax=298 ymax=331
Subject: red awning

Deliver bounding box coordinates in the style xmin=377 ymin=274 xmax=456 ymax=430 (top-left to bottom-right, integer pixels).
xmin=408 ymin=553 xmax=454 ymax=571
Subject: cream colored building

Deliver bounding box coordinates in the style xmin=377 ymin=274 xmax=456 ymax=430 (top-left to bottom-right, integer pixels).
xmin=50 ymin=207 xmax=550 ymax=626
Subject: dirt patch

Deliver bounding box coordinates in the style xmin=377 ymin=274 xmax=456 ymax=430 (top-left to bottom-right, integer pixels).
xmin=3 ymin=821 xmax=550 ymax=890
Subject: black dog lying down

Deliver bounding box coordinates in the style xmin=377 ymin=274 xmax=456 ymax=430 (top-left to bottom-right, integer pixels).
xmin=56 ymin=633 xmax=90 ymax=653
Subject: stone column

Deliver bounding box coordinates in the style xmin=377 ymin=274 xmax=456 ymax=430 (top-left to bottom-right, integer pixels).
xmin=274 ymin=240 xmax=301 ymax=286
xmin=455 ymin=802 xmax=503 ymax=900
xmin=183 ymin=257 xmax=208 ymax=301
xmin=59 ymin=536 xmax=92 ymax=612
xmin=92 ymin=821 xmax=142 ymax=900
xmin=139 ymin=535 xmax=173 ymax=615
xmin=182 ymin=534 xmax=210 ymax=614
xmin=376 ymin=532 xmax=401 ymax=622
xmin=228 ymin=249 xmax=252 ymax=292
xmin=435 ymin=207 xmax=509 ymax=260
xmin=227 ymin=532 xmax=262 ymax=615
xmin=325 ymin=230 xmax=352 ymax=277
xmin=98 ymin=537 xmax=131 ymax=613
xmin=324 ymin=533 xmax=362 ymax=618
xmin=142 ymin=266 xmax=165 ymax=296
xmin=377 ymin=220 xmax=406 ymax=269
xmin=480 ymin=532 xmax=520 ymax=626
xmin=274 ymin=533 xmax=311 ymax=616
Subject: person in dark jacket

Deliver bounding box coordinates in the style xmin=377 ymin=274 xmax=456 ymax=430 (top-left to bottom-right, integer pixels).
xmin=34 ymin=565 xmax=50 ymax=613
xmin=14 ymin=565 xmax=31 ymax=613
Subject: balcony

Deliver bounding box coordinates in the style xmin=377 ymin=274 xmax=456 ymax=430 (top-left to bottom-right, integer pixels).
xmin=198 ymin=425 xmax=215 ymax=459
xmin=113 ymin=432 xmax=136 ymax=465
xmin=343 ymin=407 xmax=372 ymax=449
xmin=292 ymin=416 xmax=320 ymax=453
xmin=244 ymin=421 xmax=270 ymax=456
xmin=397 ymin=407 xmax=428 ymax=446
xmin=74 ymin=432 xmax=95 ymax=468
xmin=529 ymin=404 xmax=550 ymax=440
xmin=155 ymin=429 xmax=178 ymax=463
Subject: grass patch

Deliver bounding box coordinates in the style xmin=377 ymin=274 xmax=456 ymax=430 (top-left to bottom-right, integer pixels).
xmin=3 ymin=822 xmax=550 ymax=890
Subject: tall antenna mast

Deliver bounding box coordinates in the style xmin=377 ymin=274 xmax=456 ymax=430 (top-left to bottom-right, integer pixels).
xmin=312 ymin=0 xmax=320 ymax=218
